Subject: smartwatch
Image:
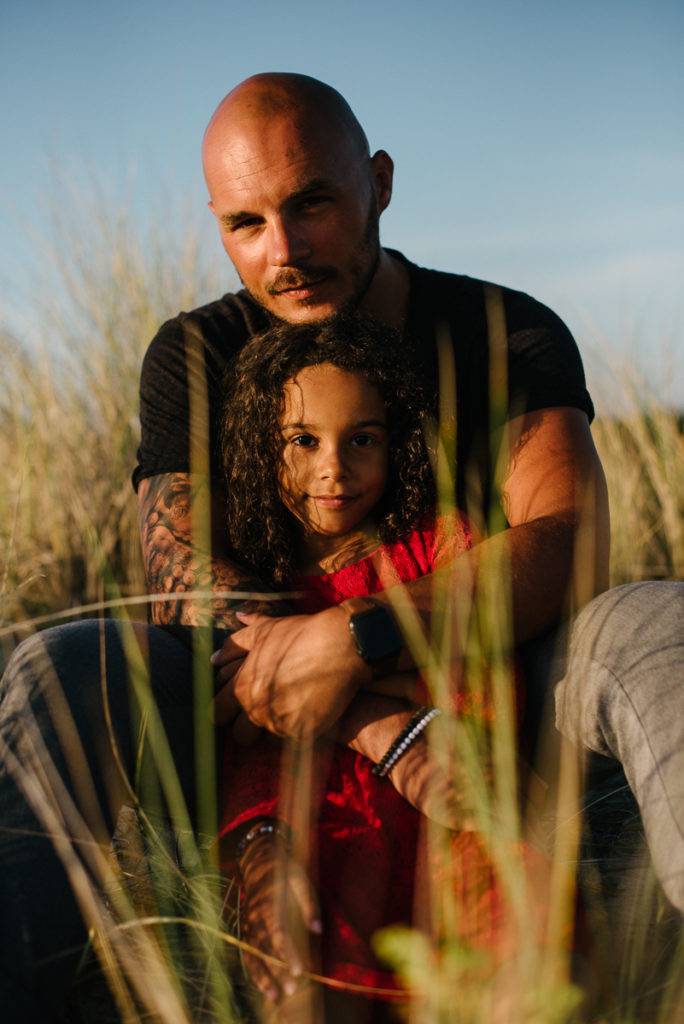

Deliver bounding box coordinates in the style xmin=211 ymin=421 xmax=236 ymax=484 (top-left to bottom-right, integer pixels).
xmin=347 ymin=599 xmax=403 ymax=675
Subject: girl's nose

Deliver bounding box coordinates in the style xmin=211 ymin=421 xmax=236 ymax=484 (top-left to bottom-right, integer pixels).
xmin=318 ymin=445 xmax=348 ymax=481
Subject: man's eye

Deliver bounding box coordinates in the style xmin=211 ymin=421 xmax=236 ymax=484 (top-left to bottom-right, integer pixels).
xmin=232 ymin=217 xmax=260 ymax=232
xmin=291 ymin=434 xmax=317 ymax=448
xmin=300 ymin=195 xmax=329 ymax=211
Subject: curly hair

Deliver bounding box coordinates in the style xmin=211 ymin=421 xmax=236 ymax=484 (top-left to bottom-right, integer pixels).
xmin=220 ymin=312 xmax=436 ymax=584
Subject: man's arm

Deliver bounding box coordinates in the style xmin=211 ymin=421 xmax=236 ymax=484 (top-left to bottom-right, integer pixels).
xmin=213 ymin=406 xmax=610 ymax=735
xmin=137 ymin=472 xmax=280 ymax=628
xmin=372 ymin=405 xmax=610 ymax=653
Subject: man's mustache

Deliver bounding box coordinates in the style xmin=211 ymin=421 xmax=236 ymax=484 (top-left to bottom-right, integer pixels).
xmin=266 ymin=265 xmax=337 ymax=295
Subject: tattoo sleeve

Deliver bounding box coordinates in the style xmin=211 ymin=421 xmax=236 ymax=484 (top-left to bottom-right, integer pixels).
xmin=138 ymin=472 xmax=286 ymax=629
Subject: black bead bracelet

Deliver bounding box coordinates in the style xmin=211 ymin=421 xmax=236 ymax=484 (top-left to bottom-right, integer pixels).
xmin=372 ymin=705 xmax=442 ymax=778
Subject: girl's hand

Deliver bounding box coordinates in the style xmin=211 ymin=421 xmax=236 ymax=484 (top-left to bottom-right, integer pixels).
xmin=387 ymin=733 xmax=475 ymax=831
xmin=335 ymin=693 xmax=475 ymax=830
xmin=238 ymin=833 xmax=322 ymax=1004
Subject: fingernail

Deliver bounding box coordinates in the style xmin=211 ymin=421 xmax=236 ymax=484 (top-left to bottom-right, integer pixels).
xmin=284 ymin=978 xmax=297 ymax=996
xmin=310 ymin=918 xmax=323 ymax=934
xmin=235 ymin=611 xmax=250 ymax=621
xmin=210 ymin=650 xmax=221 ymax=664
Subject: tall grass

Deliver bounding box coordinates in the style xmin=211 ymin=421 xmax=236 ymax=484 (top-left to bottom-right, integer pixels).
xmin=0 ymin=192 xmax=227 ymax=635
xmin=1 ymin=198 xmax=682 ymax=1022
xmin=1 ymin=193 xmax=681 ymax=632
xmin=592 ymin=391 xmax=683 ymax=584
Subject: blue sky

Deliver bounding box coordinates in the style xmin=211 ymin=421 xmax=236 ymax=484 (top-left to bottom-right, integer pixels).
xmin=2 ymin=0 xmax=682 ymax=402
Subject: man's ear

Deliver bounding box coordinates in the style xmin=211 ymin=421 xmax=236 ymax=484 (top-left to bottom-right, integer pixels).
xmin=370 ymin=150 xmax=394 ymax=214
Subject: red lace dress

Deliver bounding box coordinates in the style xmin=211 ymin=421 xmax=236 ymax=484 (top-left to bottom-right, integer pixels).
xmin=218 ymin=518 xmax=541 ymax=994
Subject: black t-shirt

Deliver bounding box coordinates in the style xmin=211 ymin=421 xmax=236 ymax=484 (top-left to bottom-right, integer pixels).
xmin=133 ymin=252 xmax=593 ymax=529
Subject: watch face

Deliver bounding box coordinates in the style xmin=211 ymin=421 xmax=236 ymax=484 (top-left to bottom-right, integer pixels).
xmin=351 ymin=605 xmax=403 ymax=663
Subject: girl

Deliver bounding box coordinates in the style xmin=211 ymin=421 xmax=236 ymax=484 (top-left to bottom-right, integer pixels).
xmin=215 ymin=313 xmax=537 ymax=1011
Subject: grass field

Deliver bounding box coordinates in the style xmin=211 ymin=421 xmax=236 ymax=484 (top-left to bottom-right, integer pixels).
xmin=0 ymin=206 xmax=682 ymax=1022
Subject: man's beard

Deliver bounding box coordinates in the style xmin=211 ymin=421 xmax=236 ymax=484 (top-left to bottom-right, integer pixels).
xmin=335 ymin=195 xmax=381 ymax=315
xmin=244 ymin=194 xmax=381 ymax=323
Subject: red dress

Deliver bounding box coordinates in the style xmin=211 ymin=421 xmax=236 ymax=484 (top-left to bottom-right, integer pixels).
xmin=218 ymin=518 xmax=541 ymax=994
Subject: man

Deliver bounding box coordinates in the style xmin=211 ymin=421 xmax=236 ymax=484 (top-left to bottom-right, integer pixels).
xmin=1 ymin=72 xmax=682 ymax=1021
xmin=138 ymin=72 xmax=608 ymax=716
xmin=135 ymin=70 xmax=608 ymax=1003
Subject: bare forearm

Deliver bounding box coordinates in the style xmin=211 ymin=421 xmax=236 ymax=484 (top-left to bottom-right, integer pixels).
xmin=146 ymin=553 xmax=271 ymax=629
xmin=367 ymin=511 xmax=608 ymax=670
xmin=333 ymin=691 xmax=413 ymax=763
xmin=459 ymin=511 xmax=601 ymax=641
xmin=137 ymin=473 xmax=281 ymax=628
xmin=334 ymin=691 xmax=482 ymax=830
xmin=364 ymin=671 xmax=426 ymax=703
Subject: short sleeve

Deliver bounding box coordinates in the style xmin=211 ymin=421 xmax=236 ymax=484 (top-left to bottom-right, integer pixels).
xmin=132 ymin=293 xmax=267 ymax=492
xmin=503 ymin=291 xmax=594 ymax=423
xmin=133 ymin=318 xmax=195 ymax=489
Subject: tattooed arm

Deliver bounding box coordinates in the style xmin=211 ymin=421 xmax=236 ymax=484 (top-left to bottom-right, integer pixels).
xmin=137 ymin=471 xmax=278 ymax=628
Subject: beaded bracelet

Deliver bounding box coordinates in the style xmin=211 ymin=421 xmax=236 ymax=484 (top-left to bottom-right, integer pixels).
xmin=235 ymin=818 xmax=292 ymax=862
xmin=372 ymin=705 xmax=442 ymax=778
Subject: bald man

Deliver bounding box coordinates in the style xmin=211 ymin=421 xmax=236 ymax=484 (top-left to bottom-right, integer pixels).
xmin=2 ymin=73 xmax=683 ymax=1022
xmin=138 ymin=72 xmax=606 ymax=662
xmin=201 ymin=75 xmax=402 ymax=326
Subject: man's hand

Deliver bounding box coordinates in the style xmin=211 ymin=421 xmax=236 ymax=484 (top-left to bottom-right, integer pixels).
xmin=238 ymin=833 xmax=321 ymax=1004
xmin=212 ymin=607 xmax=372 ymax=737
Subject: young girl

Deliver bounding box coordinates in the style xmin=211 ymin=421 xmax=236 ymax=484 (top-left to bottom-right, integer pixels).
xmin=215 ymin=313 xmax=538 ymax=1010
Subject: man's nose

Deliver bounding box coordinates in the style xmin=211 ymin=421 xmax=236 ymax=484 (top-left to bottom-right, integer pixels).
xmin=267 ymin=214 xmax=312 ymax=266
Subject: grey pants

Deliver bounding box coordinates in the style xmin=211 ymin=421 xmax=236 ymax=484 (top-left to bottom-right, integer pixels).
xmin=0 ymin=581 xmax=682 ymax=1020
xmin=554 ymin=580 xmax=684 ymax=912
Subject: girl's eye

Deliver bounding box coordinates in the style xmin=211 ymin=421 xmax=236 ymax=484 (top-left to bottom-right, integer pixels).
xmin=351 ymin=433 xmax=377 ymax=448
xmin=291 ymin=434 xmax=317 ymax=448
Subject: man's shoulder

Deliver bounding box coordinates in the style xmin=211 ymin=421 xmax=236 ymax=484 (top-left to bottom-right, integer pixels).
xmin=400 ymin=252 xmax=593 ymax=420
xmin=407 ymin=255 xmax=569 ymax=334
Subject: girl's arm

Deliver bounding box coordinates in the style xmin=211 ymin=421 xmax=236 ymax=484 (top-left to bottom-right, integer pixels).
xmin=333 ymin=691 xmax=475 ymax=830
xmin=363 ymin=670 xmax=429 ymax=703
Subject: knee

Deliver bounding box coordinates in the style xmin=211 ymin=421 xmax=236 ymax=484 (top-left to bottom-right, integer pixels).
xmin=556 ymin=581 xmax=684 ymax=752
xmin=1 ymin=621 xmax=122 ymax=713
xmin=570 ymin=581 xmax=684 ymax=668
xmin=1 ymin=630 xmax=58 ymax=707
xmin=581 ymin=580 xmax=682 ymax=617
xmin=3 ymin=630 xmax=49 ymax=684
xmin=574 ymin=582 xmax=647 ymax=636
